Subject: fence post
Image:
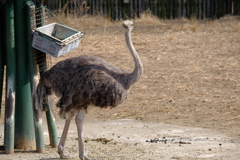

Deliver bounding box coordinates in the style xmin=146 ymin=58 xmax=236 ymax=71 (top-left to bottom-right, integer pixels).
xmin=215 ymin=0 xmax=219 ymax=18
xmin=92 ymin=0 xmax=95 ymax=15
xmin=166 ymin=0 xmax=170 ymax=19
xmin=207 ymin=0 xmax=210 ymax=17
xmin=35 ymin=2 xmax=58 ymax=148
xmin=158 ymin=0 xmax=162 ymax=19
xmin=186 ymin=0 xmax=190 ymax=18
xmin=226 ymin=0 xmax=230 ymax=14
xmin=99 ymin=0 xmax=103 ymax=15
xmin=138 ymin=0 xmax=142 ymax=18
xmin=237 ymin=1 xmax=240 ymax=15
xmin=195 ymin=0 xmax=198 ymax=18
xmin=0 ymin=2 xmax=5 ymax=118
xmin=203 ymin=0 xmax=206 ymax=18
xmin=182 ymin=0 xmax=186 ymax=18
xmin=152 ymin=0 xmax=157 ymax=16
xmin=169 ymin=0 xmax=173 ymax=19
xmin=116 ymin=0 xmax=118 ymax=20
xmin=14 ymin=0 xmax=35 ymax=150
xmin=38 ymin=58 xmax=58 ymax=148
xmin=234 ymin=0 xmax=238 ymax=15
xmin=222 ymin=0 xmax=226 ymax=16
xmin=119 ymin=0 xmax=122 ymax=19
xmin=26 ymin=1 xmax=45 ymax=153
xmin=5 ymin=2 xmax=16 ymax=154
xmin=199 ymin=0 xmax=202 ymax=19
xmin=130 ymin=0 xmax=133 ymax=18
xmin=219 ymin=0 xmax=223 ymax=17
xmin=178 ymin=0 xmax=181 ymax=18
xmin=104 ymin=0 xmax=107 ymax=15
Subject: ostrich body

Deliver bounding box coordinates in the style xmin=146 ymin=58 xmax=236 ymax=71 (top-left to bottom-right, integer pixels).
xmin=36 ymin=20 xmax=143 ymax=160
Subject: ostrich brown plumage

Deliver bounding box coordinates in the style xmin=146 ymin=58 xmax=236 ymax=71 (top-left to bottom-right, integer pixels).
xmin=35 ymin=20 xmax=143 ymax=160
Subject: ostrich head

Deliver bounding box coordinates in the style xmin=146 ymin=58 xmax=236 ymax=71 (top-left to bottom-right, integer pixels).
xmin=123 ymin=20 xmax=133 ymax=31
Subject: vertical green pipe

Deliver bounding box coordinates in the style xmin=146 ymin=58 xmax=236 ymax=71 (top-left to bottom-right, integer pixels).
xmin=36 ymin=2 xmax=58 ymax=148
xmin=14 ymin=0 xmax=35 ymax=149
xmin=26 ymin=1 xmax=45 ymax=153
xmin=0 ymin=1 xmax=5 ymax=117
xmin=45 ymin=97 xmax=58 ymax=147
xmin=38 ymin=55 xmax=58 ymax=148
xmin=5 ymin=2 xmax=16 ymax=154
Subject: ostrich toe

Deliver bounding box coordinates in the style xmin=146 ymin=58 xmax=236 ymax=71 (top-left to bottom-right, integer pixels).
xmin=59 ymin=152 xmax=71 ymax=159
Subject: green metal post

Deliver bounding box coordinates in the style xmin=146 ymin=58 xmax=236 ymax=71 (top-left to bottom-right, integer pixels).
xmin=38 ymin=56 xmax=58 ymax=148
xmin=36 ymin=2 xmax=58 ymax=148
xmin=14 ymin=0 xmax=35 ymax=149
xmin=5 ymin=2 xmax=16 ymax=154
xmin=0 ymin=1 xmax=5 ymax=117
xmin=26 ymin=1 xmax=45 ymax=153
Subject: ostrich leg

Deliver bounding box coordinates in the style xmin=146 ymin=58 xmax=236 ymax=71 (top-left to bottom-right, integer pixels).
xmin=75 ymin=110 xmax=97 ymax=160
xmin=58 ymin=113 xmax=75 ymax=159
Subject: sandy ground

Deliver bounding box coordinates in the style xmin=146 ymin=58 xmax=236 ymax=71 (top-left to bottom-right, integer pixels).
xmin=1 ymin=120 xmax=240 ymax=160
xmin=1 ymin=15 xmax=240 ymax=159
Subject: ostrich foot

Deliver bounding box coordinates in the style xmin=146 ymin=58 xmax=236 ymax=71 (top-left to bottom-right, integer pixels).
xmin=59 ymin=152 xmax=72 ymax=159
xmin=58 ymin=151 xmax=71 ymax=159
xmin=58 ymin=147 xmax=71 ymax=159
xmin=80 ymin=155 xmax=98 ymax=160
xmin=59 ymin=153 xmax=71 ymax=159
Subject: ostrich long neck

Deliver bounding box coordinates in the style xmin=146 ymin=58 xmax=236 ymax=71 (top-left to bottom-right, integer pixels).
xmin=125 ymin=29 xmax=143 ymax=89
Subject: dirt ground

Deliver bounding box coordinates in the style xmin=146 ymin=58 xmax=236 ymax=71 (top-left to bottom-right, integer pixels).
xmin=1 ymin=15 xmax=240 ymax=159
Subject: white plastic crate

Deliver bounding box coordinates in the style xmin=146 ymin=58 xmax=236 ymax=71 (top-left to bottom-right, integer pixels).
xmin=32 ymin=23 xmax=84 ymax=57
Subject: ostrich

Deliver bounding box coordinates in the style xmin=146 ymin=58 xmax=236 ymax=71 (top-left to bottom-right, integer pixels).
xmin=35 ymin=20 xmax=143 ymax=160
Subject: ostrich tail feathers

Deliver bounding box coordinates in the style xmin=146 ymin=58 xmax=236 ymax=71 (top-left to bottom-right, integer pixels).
xmin=35 ymin=81 xmax=49 ymax=111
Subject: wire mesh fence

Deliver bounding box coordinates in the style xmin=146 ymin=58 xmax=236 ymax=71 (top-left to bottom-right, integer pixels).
xmin=27 ymin=2 xmax=53 ymax=71
xmin=32 ymin=0 xmax=240 ymax=20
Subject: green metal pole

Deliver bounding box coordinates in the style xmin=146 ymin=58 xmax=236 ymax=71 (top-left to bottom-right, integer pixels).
xmin=38 ymin=56 xmax=58 ymax=148
xmin=14 ymin=0 xmax=35 ymax=149
xmin=36 ymin=2 xmax=58 ymax=148
xmin=0 ymin=1 xmax=5 ymax=117
xmin=26 ymin=1 xmax=44 ymax=153
xmin=5 ymin=2 xmax=16 ymax=154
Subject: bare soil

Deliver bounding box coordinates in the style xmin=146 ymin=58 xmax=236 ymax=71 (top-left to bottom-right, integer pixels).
xmin=1 ymin=15 xmax=240 ymax=159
